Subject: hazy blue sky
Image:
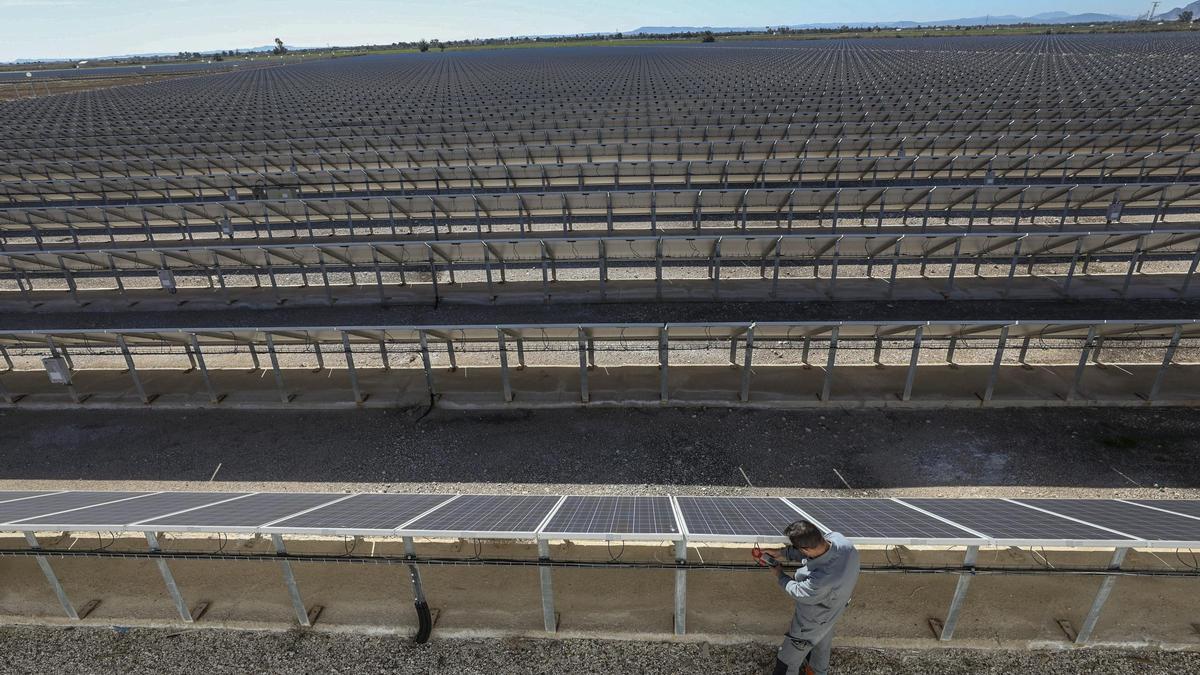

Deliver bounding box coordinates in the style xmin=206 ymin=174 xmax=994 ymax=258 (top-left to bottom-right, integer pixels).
xmin=2 ymin=0 xmax=1155 ymax=61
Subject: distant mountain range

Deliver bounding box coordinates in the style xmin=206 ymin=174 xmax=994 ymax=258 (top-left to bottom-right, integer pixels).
xmin=12 ymin=6 xmax=1196 ymax=65
xmin=627 ymin=11 xmax=1142 ymax=34
xmin=12 ymin=44 xmax=292 ymax=64
xmin=1160 ymin=1 xmax=1200 ymax=19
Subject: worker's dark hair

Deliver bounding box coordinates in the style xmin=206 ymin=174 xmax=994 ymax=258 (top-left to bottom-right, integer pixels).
xmin=784 ymin=520 xmax=824 ymax=549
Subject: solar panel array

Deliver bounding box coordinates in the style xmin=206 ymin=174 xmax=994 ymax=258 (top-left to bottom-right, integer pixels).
xmin=402 ymin=495 xmax=562 ymax=536
xmin=676 ymin=496 xmax=803 ymax=537
xmin=901 ymin=498 xmax=1137 ymax=543
xmin=0 ymin=490 xmax=1197 ymax=547
xmin=542 ymin=496 xmax=678 ymax=537
xmin=3 ymin=35 xmax=1200 ymax=309
xmin=1017 ymin=499 xmax=1200 ymax=544
xmin=787 ymin=498 xmax=981 ymax=541
xmin=1130 ymin=499 xmax=1200 ymax=520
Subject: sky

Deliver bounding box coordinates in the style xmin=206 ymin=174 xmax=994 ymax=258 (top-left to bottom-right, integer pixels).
xmin=1 ymin=0 xmax=1157 ymax=61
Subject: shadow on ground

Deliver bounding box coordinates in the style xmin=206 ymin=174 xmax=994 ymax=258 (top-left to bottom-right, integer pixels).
xmin=1 ymin=407 xmax=1195 ymax=489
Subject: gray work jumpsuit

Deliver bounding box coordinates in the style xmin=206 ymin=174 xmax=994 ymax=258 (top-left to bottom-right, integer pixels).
xmin=775 ymin=533 xmax=860 ymax=675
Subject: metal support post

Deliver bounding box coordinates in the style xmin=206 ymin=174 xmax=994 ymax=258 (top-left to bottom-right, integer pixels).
xmin=271 ymin=534 xmax=311 ymax=627
xmin=182 ymin=343 xmax=198 ymax=373
xmin=902 ymin=326 xmax=924 ymax=401
xmin=1120 ymin=237 xmax=1144 ymax=298
xmin=887 ymin=241 xmax=901 ymax=298
xmin=945 ymin=239 xmax=963 ymax=292
xmin=659 ymin=329 xmax=670 ymax=402
xmin=497 ymin=330 xmax=513 ymax=402
xmin=577 ymin=328 xmax=590 ymax=403
xmin=1002 ymin=239 xmax=1023 ymax=298
xmin=24 ymin=531 xmax=79 ymax=620
xmin=983 ymin=326 xmax=1009 ymax=403
xmin=263 ymin=334 xmax=291 ymax=404
xmin=1063 ymin=239 xmax=1083 ymax=295
xmin=598 ymin=239 xmax=607 ymax=299
xmin=1149 ymin=326 xmax=1182 ymax=402
xmin=1075 ymin=548 xmax=1129 ymax=644
xmin=312 ymin=342 xmax=325 ymax=372
xmin=938 ymin=545 xmax=979 ymax=641
xmin=116 ymin=335 xmax=152 ymax=404
xmin=341 ymin=333 xmax=364 ymax=404
xmin=1180 ymin=242 xmax=1200 ymax=297
xmin=739 ymin=325 xmax=755 ymax=402
xmin=144 ymin=532 xmax=193 ymax=623
xmin=828 ymin=239 xmax=841 ymax=295
xmin=674 ymin=539 xmax=687 ymax=635
xmin=654 ymin=238 xmax=666 ymax=299
xmin=1066 ymin=326 xmax=1097 ymax=401
xmin=771 ymin=237 xmax=783 ymax=298
xmin=189 ymin=334 xmax=220 ymax=404
xmin=712 ymin=237 xmax=722 ymax=297
xmin=371 ymin=247 xmax=387 ymax=305
xmin=820 ymin=327 xmax=839 ymax=401
xmin=418 ymin=331 xmax=435 ymax=395
xmin=538 ymin=539 xmax=557 ymax=632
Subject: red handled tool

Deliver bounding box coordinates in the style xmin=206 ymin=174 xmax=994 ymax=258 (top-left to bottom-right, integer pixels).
xmin=752 ymin=545 xmax=779 ymax=567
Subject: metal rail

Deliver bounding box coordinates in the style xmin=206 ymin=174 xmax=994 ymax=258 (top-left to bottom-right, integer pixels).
xmin=4 ymin=182 xmax=1200 ymax=248
xmin=0 ymin=320 xmax=1196 ymax=406
xmin=3 ymin=230 xmax=1198 ymax=307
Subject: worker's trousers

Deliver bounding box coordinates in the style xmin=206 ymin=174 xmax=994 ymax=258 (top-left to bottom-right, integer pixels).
xmin=771 ymin=628 xmax=833 ymax=675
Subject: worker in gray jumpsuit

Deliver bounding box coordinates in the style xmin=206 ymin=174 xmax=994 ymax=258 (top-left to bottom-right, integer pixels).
xmin=762 ymin=520 xmax=860 ymax=675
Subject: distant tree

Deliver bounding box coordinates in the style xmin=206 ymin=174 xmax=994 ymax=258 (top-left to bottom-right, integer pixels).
xmin=1180 ymin=10 xmax=1194 ymax=22
xmin=701 ymin=30 xmax=716 ymax=43
xmin=614 ymin=32 xmax=624 ymax=39
xmin=418 ymin=39 xmax=430 ymax=52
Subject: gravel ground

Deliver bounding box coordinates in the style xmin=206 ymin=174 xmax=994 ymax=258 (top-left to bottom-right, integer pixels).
xmin=2 ymin=406 xmax=1197 ymax=497
xmin=0 ymin=626 xmax=1196 ymax=675
xmin=3 ymin=298 xmax=1199 ymax=330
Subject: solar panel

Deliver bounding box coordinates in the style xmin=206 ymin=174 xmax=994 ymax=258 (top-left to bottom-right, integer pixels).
xmin=788 ymin=498 xmax=982 ymax=541
xmin=901 ymin=499 xmax=1137 ymax=542
xmin=11 ymin=492 xmax=246 ymax=529
xmin=1019 ymin=499 xmax=1200 ymax=543
xmin=0 ymin=491 xmax=56 ymax=505
xmin=136 ymin=492 xmax=348 ymax=530
xmin=266 ymin=493 xmax=454 ymax=533
xmin=401 ymin=495 xmax=561 ymax=535
xmin=675 ymin=496 xmax=801 ymax=538
xmin=540 ymin=496 xmax=678 ymax=536
xmin=1128 ymin=500 xmax=1200 ymax=520
xmin=0 ymin=491 xmax=150 ymax=525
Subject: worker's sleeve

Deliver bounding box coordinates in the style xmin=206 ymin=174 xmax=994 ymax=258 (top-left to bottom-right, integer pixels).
xmin=778 ymin=572 xmax=831 ymax=605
